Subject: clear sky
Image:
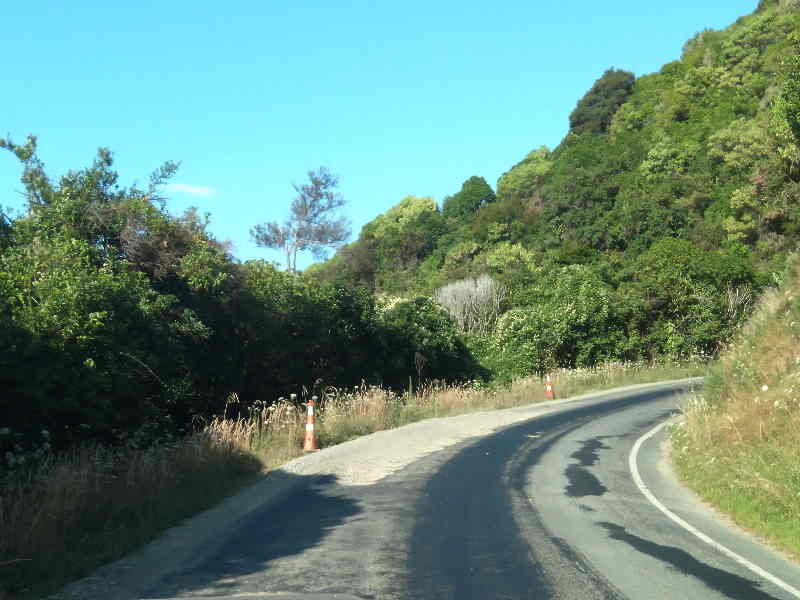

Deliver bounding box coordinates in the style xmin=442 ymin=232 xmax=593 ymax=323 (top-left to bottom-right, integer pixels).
xmin=2 ymin=0 xmax=758 ymax=269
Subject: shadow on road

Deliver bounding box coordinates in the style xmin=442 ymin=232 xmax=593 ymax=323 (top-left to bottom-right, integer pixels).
xmin=597 ymin=522 xmax=783 ymax=600
xmin=145 ymin=472 xmax=362 ymax=598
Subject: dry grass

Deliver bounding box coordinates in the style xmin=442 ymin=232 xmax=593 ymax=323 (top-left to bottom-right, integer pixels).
xmin=319 ymin=359 xmax=703 ymax=443
xmin=1 ymin=359 xmax=703 ymax=599
xmin=0 ymin=396 xmax=305 ymax=600
xmin=673 ymin=269 xmax=800 ymax=559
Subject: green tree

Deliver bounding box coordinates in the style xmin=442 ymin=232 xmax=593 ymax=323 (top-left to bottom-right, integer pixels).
xmin=772 ymin=34 xmax=800 ymax=178
xmin=379 ymin=297 xmax=476 ymax=383
xmin=619 ymin=238 xmax=755 ymax=356
xmin=363 ymin=195 xmax=437 ymax=238
xmin=569 ymin=69 xmax=636 ymax=135
xmin=487 ymin=265 xmax=623 ymax=379
xmin=496 ymin=146 xmax=552 ymax=203
xmin=775 ymin=70 xmax=800 ymax=142
xmin=442 ymin=176 xmax=496 ymax=222
xmin=0 ymin=205 xmax=11 ymax=248
xmin=0 ymin=136 xmax=233 ymax=450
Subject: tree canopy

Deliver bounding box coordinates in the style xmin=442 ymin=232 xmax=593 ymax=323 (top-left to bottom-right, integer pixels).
xmin=568 ymin=68 xmax=635 ymax=135
xmin=442 ymin=176 xmax=496 ymax=222
xmin=313 ymin=1 xmax=798 ymax=380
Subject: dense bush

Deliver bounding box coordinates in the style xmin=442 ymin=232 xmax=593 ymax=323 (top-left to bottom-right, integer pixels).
xmin=0 ymin=140 xmax=480 ymax=462
xmin=378 ymin=297 xmax=481 ymax=385
xmin=490 ymin=266 xmax=621 ymax=378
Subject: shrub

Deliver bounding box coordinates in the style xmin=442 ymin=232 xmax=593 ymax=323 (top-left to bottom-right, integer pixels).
xmin=433 ymin=275 xmax=506 ymax=335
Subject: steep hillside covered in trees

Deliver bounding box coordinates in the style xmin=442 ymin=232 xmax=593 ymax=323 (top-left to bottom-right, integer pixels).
xmin=313 ymin=0 xmax=800 ymax=376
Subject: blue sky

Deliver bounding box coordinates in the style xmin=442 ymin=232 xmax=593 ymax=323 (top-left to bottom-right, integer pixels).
xmin=2 ymin=1 xmax=757 ymax=269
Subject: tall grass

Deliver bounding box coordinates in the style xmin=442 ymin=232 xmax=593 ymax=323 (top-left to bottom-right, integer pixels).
xmin=1 ymin=358 xmax=703 ymax=599
xmin=318 ymin=358 xmax=704 ymax=444
xmin=673 ymin=272 xmax=800 ymax=559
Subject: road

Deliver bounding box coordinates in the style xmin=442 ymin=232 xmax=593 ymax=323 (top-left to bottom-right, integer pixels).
xmin=129 ymin=381 xmax=800 ymax=599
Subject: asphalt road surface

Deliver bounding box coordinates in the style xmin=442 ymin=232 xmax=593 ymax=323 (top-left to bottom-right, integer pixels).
xmin=134 ymin=381 xmax=800 ymax=599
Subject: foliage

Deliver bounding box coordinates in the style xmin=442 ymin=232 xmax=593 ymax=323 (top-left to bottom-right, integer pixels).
xmin=313 ymin=195 xmax=445 ymax=294
xmin=674 ymin=253 xmax=800 ymax=561
xmin=378 ymin=297 xmax=479 ymax=383
xmin=0 ymin=142 xmax=479 ymax=464
xmin=312 ymin=2 xmax=799 ymax=375
xmin=568 ymin=68 xmax=636 ymax=135
xmin=618 ymin=238 xmax=754 ymax=357
xmin=363 ymin=195 xmax=437 ymax=238
xmin=490 ymin=265 xmax=621 ymax=378
xmin=441 ymin=176 xmax=496 ymax=222
xmin=496 ymin=146 xmax=552 ymax=203
xmin=251 ymin=167 xmax=350 ymax=271
xmin=772 ymin=33 xmax=800 ymax=176
xmin=6 ymin=0 xmax=800 ymax=491
xmin=639 ymin=137 xmax=701 ymax=182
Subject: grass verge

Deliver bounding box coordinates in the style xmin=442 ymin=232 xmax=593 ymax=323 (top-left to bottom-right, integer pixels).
xmin=2 ymin=358 xmax=704 ymax=599
xmin=672 ymin=275 xmax=800 ymax=561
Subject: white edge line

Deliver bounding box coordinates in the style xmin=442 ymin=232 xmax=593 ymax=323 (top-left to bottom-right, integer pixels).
xmin=629 ymin=420 xmax=800 ymax=599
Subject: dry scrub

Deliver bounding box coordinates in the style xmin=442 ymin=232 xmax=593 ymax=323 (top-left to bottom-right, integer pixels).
xmin=1 ymin=359 xmax=702 ymax=599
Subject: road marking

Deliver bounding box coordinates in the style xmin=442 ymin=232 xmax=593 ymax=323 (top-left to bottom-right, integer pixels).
xmin=629 ymin=421 xmax=800 ymax=599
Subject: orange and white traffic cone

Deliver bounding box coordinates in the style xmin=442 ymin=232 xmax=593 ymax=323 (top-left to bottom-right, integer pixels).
xmin=544 ymin=374 xmax=555 ymax=400
xmin=303 ymin=396 xmax=319 ymax=452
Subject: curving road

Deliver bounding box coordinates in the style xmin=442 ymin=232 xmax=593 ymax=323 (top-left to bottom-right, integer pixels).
xmin=130 ymin=381 xmax=800 ymax=599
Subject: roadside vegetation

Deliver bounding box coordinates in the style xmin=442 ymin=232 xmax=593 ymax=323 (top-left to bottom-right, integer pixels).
xmin=1 ymin=359 xmax=703 ymax=600
xmin=3 ymin=0 xmax=800 ymax=598
xmin=673 ymin=256 xmax=800 ymax=560
xmin=671 ymin=8 xmax=800 ymax=559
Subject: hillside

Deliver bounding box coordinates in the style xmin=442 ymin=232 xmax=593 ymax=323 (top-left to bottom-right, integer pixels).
xmin=2 ymin=1 xmax=796 ymax=460
xmin=5 ymin=4 xmax=800 ymax=595
xmin=313 ymin=0 xmax=800 ymax=377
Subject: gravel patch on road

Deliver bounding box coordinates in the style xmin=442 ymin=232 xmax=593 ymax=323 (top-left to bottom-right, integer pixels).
xmin=51 ymin=379 xmax=700 ymax=600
